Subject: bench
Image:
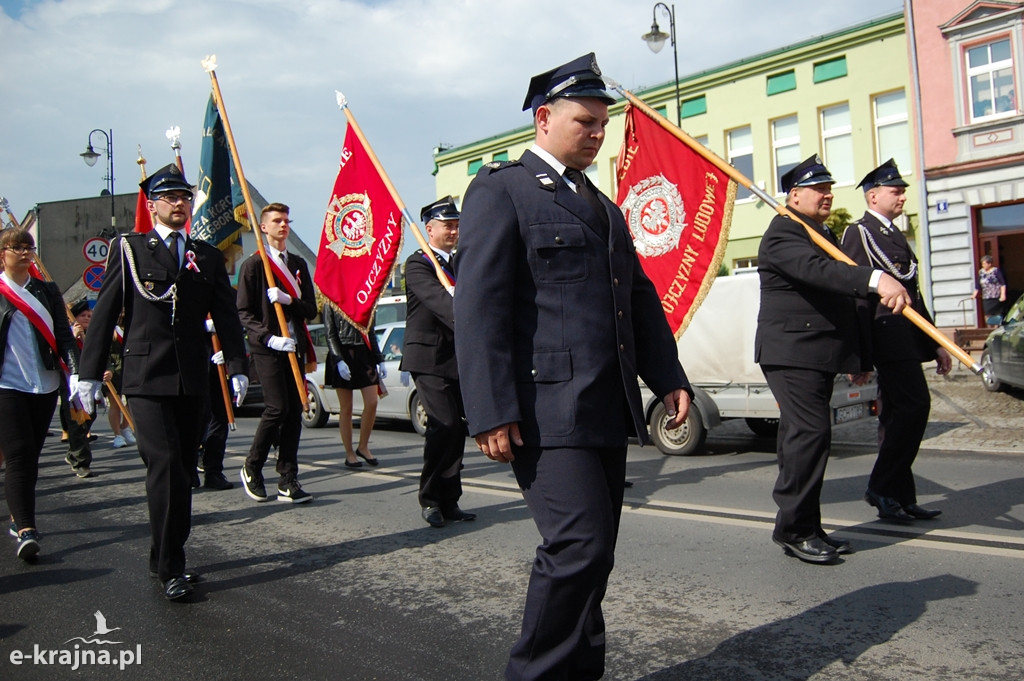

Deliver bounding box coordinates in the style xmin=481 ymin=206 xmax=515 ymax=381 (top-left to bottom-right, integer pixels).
xmin=953 ymin=327 xmax=991 ymax=352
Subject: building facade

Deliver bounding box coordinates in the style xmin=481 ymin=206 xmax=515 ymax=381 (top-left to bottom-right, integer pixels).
xmin=434 ymin=14 xmax=915 ymax=279
xmin=909 ymin=0 xmax=1024 ymax=327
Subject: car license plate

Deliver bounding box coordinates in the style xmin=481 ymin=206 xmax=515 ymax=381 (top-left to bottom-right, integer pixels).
xmin=834 ymin=403 xmax=866 ymax=424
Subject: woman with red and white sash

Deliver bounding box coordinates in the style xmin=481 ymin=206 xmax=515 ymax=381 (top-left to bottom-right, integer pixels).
xmin=0 ymin=228 xmax=79 ymax=560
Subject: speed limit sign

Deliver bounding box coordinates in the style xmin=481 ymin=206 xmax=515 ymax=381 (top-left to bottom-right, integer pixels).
xmin=83 ymin=237 xmax=110 ymax=264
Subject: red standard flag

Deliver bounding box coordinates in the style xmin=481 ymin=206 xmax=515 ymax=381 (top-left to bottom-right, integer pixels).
xmin=314 ymin=123 xmax=405 ymax=334
xmin=615 ymin=104 xmax=736 ymax=337
xmin=134 ymin=188 xmax=154 ymax=233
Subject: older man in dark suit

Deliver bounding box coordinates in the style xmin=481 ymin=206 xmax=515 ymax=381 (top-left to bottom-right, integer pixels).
xmin=842 ymin=159 xmax=951 ymax=522
xmin=756 ymin=155 xmax=911 ymax=565
xmin=78 ymin=164 xmax=248 ymax=600
xmin=400 ymin=196 xmax=474 ymax=528
xmin=454 ymin=53 xmax=691 ymax=681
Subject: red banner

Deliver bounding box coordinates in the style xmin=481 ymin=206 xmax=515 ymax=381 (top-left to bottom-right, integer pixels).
xmin=314 ymin=124 xmax=404 ymax=334
xmin=615 ymin=104 xmax=736 ymax=337
xmin=133 ymin=188 xmax=154 ymax=233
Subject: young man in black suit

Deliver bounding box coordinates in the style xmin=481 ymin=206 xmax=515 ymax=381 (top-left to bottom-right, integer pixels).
xmin=454 ymin=54 xmax=691 ymax=680
xmin=236 ymin=203 xmax=317 ymax=505
xmin=755 ymin=155 xmax=911 ymax=565
xmin=400 ymin=196 xmax=474 ymax=528
xmin=78 ymin=164 xmax=249 ymax=600
xmin=842 ymin=159 xmax=951 ymax=522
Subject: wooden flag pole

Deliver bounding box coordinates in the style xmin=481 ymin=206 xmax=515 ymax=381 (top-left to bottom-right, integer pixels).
xmin=611 ymin=84 xmax=981 ymax=375
xmin=202 ymin=55 xmax=310 ymax=412
xmin=335 ymin=91 xmax=453 ymax=295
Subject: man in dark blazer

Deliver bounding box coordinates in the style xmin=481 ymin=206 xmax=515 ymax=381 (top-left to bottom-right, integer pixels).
xmin=400 ymin=196 xmax=474 ymax=528
xmin=236 ymin=202 xmax=317 ymax=505
xmin=77 ymin=164 xmax=249 ymax=600
xmin=454 ymin=54 xmax=692 ymax=681
xmin=755 ymin=155 xmax=911 ymax=565
xmin=841 ymin=159 xmax=951 ymax=522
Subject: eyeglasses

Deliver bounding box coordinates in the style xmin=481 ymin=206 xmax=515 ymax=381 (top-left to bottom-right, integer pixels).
xmin=3 ymin=246 xmax=36 ymax=255
xmin=156 ymin=194 xmax=193 ymax=205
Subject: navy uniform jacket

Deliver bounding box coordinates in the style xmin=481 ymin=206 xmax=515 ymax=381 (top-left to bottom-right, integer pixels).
xmin=841 ymin=212 xmax=938 ymax=364
xmin=400 ymin=250 xmax=457 ymax=381
xmin=454 ymin=149 xmax=689 ymax=448
xmin=80 ymin=232 xmax=247 ymax=394
xmin=236 ymin=251 xmax=317 ymax=365
xmin=755 ymin=211 xmax=874 ymax=374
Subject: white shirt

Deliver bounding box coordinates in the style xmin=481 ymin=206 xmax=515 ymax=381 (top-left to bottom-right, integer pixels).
xmin=152 ymin=223 xmax=186 ymax=269
xmin=0 ymin=271 xmax=60 ymax=394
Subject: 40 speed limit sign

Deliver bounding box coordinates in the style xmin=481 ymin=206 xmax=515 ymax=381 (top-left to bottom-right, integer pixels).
xmin=82 ymin=237 xmax=110 ymax=264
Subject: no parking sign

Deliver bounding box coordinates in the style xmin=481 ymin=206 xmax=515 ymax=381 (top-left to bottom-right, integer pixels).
xmin=83 ymin=264 xmax=106 ymax=291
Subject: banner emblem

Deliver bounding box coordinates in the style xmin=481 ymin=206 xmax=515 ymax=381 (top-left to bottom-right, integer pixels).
xmin=621 ymin=174 xmax=686 ymax=258
xmin=324 ymin=192 xmax=375 ymax=258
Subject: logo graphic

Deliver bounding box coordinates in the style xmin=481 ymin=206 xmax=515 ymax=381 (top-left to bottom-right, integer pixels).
xmin=620 ymin=174 xmax=687 ymax=258
xmin=323 ymin=192 xmax=375 ymax=258
xmin=65 ymin=611 xmax=122 ymax=645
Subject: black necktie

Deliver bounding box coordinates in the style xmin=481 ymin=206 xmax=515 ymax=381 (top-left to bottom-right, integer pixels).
xmin=565 ymin=168 xmax=608 ymax=235
xmin=168 ymin=232 xmax=181 ymax=270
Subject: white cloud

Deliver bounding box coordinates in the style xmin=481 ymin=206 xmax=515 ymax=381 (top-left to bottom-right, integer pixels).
xmin=0 ymin=0 xmax=904 ymax=250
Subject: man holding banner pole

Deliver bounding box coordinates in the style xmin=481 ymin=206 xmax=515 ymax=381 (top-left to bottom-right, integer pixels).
xmin=237 ymin=202 xmax=317 ymax=505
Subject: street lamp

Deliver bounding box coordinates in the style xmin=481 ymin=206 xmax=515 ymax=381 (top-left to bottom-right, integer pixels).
xmin=80 ymin=128 xmax=118 ymax=237
xmin=641 ymin=2 xmax=681 ymax=126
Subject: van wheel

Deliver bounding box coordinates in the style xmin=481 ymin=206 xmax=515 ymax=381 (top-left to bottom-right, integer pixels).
xmin=980 ymin=349 xmax=1004 ymax=392
xmin=650 ymin=401 xmax=706 ymax=456
xmin=410 ymin=392 xmax=428 ymax=436
xmin=745 ymin=417 xmax=780 ymax=438
xmin=301 ymin=381 xmax=329 ymax=428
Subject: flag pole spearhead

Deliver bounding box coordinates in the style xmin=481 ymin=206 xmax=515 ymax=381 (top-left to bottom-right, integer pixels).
xmin=136 ymin=145 xmax=146 ymax=166
xmin=201 ymin=55 xmax=218 ymax=73
xmin=335 ymin=90 xmax=349 ymax=111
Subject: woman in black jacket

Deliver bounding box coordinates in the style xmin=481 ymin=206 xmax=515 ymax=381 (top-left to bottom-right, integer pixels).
xmin=0 ymin=229 xmax=78 ymax=560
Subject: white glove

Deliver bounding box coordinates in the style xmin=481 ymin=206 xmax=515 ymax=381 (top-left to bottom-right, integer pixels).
xmin=211 ymin=350 xmax=225 ymax=366
xmin=69 ymin=373 xmax=80 ymax=398
xmin=205 ymin=319 xmax=216 ymax=333
xmin=231 ymin=374 xmax=249 ymax=407
xmin=267 ymin=287 xmax=293 ymax=306
xmin=377 ymin=363 xmax=387 ymax=379
xmin=336 ymin=360 xmax=352 ymax=381
xmin=267 ymin=335 xmax=297 ymax=353
xmin=76 ymin=378 xmax=101 ymax=413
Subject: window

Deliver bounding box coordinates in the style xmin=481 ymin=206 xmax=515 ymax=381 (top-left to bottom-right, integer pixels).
xmin=813 ymin=56 xmax=848 ymax=83
xmin=584 ymin=163 xmax=600 ymax=189
xmin=680 ymin=95 xmax=707 ymax=119
xmin=873 ymin=90 xmax=912 ymax=172
xmin=467 ymin=158 xmax=483 ymax=175
xmin=766 ymin=71 xmax=796 ymax=96
xmin=772 ymin=115 xmax=800 ymax=194
xmin=693 ymin=135 xmax=709 ymax=149
xmin=733 ymin=257 xmax=758 ymax=274
xmin=492 ymin=151 xmax=508 ymax=162
xmin=727 ymin=126 xmax=754 ymax=201
xmin=821 ymin=103 xmax=854 ymax=185
xmin=966 ymin=38 xmax=1015 ymax=121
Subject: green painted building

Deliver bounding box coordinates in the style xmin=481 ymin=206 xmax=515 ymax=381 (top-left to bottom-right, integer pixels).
xmin=433 ymin=13 xmax=915 ymax=275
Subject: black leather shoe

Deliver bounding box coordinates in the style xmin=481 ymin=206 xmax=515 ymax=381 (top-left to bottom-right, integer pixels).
xmin=772 ymin=536 xmax=839 ymax=564
xmin=818 ymin=532 xmax=853 ymax=555
xmin=163 ymin=576 xmax=194 ymax=601
xmin=442 ymin=507 xmax=477 ymax=522
xmin=203 ymin=472 xmax=234 ymax=491
xmin=422 ymin=507 xmax=445 ymax=528
xmin=864 ymin=489 xmax=914 ymax=522
xmin=902 ymin=503 xmax=942 ymax=519
xmin=151 ymin=570 xmax=201 ymax=583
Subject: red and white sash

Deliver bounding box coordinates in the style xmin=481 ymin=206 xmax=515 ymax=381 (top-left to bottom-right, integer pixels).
xmin=0 ymin=275 xmax=70 ymax=374
xmin=267 ymin=253 xmax=316 ymax=371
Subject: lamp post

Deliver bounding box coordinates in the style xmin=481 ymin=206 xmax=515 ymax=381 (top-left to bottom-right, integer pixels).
xmin=641 ymin=2 xmax=681 ymax=126
xmin=80 ymin=128 xmax=118 ymax=238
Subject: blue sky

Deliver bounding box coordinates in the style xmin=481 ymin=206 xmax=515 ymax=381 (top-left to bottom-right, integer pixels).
xmin=1 ymin=0 xmax=904 ymax=252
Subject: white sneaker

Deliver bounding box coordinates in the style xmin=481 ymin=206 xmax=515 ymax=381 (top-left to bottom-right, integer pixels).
xmin=122 ymin=427 xmax=136 ymax=445
xmin=112 ymin=435 xmax=127 ymax=449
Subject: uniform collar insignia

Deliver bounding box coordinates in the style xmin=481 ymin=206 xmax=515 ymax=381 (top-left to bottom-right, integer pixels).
xmin=535 ymin=172 xmax=555 ymax=187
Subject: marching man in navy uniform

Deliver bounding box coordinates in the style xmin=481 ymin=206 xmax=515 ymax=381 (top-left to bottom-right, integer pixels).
xmin=400 ymin=196 xmax=475 ymax=528
xmin=454 ymin=53 xmax=692 ymax=680
xmin=77 ymin=164 xmax=249 ymax=600
xmin=841 ymin=159 xmax=951 ymax=522
xmin=756 ymin=155 xmax=912 ymax=565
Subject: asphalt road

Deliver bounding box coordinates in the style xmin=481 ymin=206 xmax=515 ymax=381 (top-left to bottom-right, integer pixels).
xmin=2 ymin=375 xmax=1022 ymax=680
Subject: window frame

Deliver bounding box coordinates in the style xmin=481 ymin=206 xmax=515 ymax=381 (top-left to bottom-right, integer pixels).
xmin=771 ymin=115 xmax=801 ymax=196
xmin=820 ymin=102 xmax=854 ymax=186
xmin=963 ymin=34 xmax=1017 ymax=123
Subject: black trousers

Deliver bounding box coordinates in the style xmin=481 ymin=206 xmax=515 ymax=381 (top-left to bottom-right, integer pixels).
xmin=246 ymin=350 xmax=302 ymax=483
xmin=58 ymin=386 xmax=93 ymax=469
xmin=0 ymin=389 xmax=58 ymax=531
xmin=506 ymin=445 xmax=627 ymax=681
xmin=763 ymin=366 xmax=835 ymax=542
xmin=198 ymin=367 xmax=229 ymax=475
xmin=870 ymin=359 xmax=930 ymax=505
xmin=411 ymin=373 xmax=466 ymax=510
xmin=129 ymin=395 xmax=204 ymax=581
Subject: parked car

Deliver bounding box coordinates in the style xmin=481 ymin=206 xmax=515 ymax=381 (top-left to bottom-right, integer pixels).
xmin=302 ymin=321 xmax=426 ymax=433
xmin=980 ymin=292 xmax=1024 ymax=392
